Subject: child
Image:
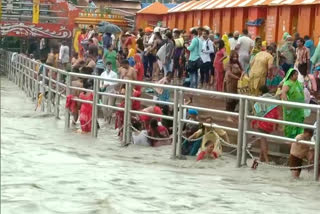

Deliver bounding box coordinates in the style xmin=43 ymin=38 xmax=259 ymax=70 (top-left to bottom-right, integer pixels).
xmin=289 ymin=128 xmax=314 ymax=178
xmin=252 ymin=85 xmax=280 ymax=163
xmin=78 ymin=79 xmax=93 ymax=133
xmin=197 ymin=140 xmax=218 ymax=161
xmin=187 ymin=117 xmax=229 ymax=156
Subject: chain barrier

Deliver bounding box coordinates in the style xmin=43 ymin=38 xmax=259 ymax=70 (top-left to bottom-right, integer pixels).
xmin=181 ymin=135 xmax=204 ymax=142
xmin=246 ymin=149 xmax=314 ymax=170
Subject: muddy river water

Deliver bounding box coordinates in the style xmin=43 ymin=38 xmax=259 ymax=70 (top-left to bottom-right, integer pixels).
xmin=1 ymin=78 xmax=319 ymax=214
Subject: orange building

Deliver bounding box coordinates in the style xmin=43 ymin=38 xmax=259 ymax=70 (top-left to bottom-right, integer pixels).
xmin=136 ymin=2 xmax=169 ymax=29
xmin=162 ymin=0 xmax=320 ymax=43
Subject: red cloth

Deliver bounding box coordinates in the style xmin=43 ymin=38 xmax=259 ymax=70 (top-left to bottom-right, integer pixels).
xmin=79 ymin=92 xmax=93 ymax=132
xmin=148 ymin=126 xmax=171 ymax=147
xmin=65 ymin=95 xmax=77 ymax=114
xmin=197 ymin=151 xmax=218 ymax=161
xmin=115 ymin=90 xmax=141 ymax=130
xmin=140 ymin=106 xmax=163 ymax=130
xmin=134 ymin=54 xmax=144 ymax=91
xmin=252 ymin=107 xmax=279 ymax=134
xmin=214 ymin=48 xmax=226 ymax=92
xmin=140 ymin=106 xmax=163 ymax=122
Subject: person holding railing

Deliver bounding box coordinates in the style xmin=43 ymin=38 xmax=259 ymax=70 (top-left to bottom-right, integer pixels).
xmin=289 ymin=128 xmax=314 ymax=178
xmin=252 ymin=85 xmax=280 ymax=163
xmin=148 ymin=118 xmax=171 ymax=147
xmin=77 ymin=79 xmax=94 ymax=134
xmin=100 ymin=61 xmax=118 ymax=123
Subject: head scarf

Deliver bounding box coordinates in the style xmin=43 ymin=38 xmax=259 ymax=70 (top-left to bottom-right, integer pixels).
xmin=222 ymin=34 xmax=231 ymax=55
xmin=284 ymin=68 xmax=297 ymax=82
xmin=305 ymin=39 xmax=315 ymax=57
xmin=188 ymin=109 xmax=198 ymax=116
xmin=282 ymin=32 xmax=289 ymax=41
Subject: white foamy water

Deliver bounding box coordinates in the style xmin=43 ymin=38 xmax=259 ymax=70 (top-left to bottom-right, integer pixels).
xmin=1 ymin=77 xmax=319 ymax=214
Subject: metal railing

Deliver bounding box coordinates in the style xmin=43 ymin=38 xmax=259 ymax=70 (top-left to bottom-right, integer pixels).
xmin=1 ymin=49 xmax=319 ymax=181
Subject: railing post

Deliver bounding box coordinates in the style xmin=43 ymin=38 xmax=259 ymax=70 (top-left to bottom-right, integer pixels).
xmin=8 ymin=53 xmax=11 ymax=80
xmin=27 ymin=59 xmax=32 ymax=97
xmin=64 ymin=74 xmax=71 ymax=129
xmin=236 ymin=98 xmax=245 ymax=167
xmin=125 ymin=83 xmax=133 ymax=145
xmin=55 ymin=70 xmax=61 ymax=118
xmin=177 ymin=90 xmax=184 ymax=158
xmin=91 ymin=78 xmax=99 ymax=137
xmin=241 ymin=99 xmax=249 ymax=166
xmin=171 ymin=89 xmax=178 ymax=159
xmin=122 ymin=83 xmax=132 ymax=144
xmin=41 ymin=65 xmax=46 ymax=112
xmin=30 ymin=61 xmax=35 ymax=101
xmin=315 ymin=109 xmax=320 ymax=181
xmin=47 ymin=69 xmax=53 ymax=113
xmin=19 ymin=57 xmax=23 ymax=90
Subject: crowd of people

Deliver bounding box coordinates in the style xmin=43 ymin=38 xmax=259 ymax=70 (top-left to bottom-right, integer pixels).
xmin=33 ymin=23 xmax=320 ymax=178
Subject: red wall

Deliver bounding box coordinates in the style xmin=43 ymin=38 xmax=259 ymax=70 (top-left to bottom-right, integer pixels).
xmin=265 ymin=7 xmax=279 ymax=44
xmin=193 ymin=10 xmax=202 ymax=27
xmin=297 ymin=5 xmax=314 ymax=39
xmin=136 ymin=14 xmax=163 ymax=29
xmin=221 ymin=8 xmax=232 ymax=34
xmin=177 ymin=13 xmax=186 ymax=30
xmin=202 ymin=10 xmax=212 ymax=27
xmin=185 ymin=12 xmax=194 ymax=31
xmin=212 ymin=9 xmax=222 ymax=33
xmin=314 ymin=5 xmax=320 ymax=45
xmin=233 ymin=8 xmax=247 ymax=33
xmin=277 ymin=6 xmax=293 ymax=42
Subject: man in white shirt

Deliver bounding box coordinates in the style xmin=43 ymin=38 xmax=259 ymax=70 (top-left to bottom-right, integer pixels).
xmin=200 ymin=29 xmax=215 ymax=89
xmin=100 ymin=61 xmax=118 ymax=123
xmin=236 ymin=29 xmax=254 ymax=71
xmin=229 ymin=31 xmax=240 ymax=51
xmin=59 ymin=41 xmax=70 ymax=70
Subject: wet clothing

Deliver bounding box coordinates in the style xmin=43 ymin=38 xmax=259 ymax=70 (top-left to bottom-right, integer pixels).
xmin=283 ymin=69 xmax=305 ymax=138
xmin=79 ymin=92 xmax=93 ymax=132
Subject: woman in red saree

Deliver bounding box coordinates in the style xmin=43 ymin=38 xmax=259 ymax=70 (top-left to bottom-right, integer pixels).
xmin=115 ymin=87 xmax=141 ymax=137
xmin=79 ymin=91 xmax=93 ymax=133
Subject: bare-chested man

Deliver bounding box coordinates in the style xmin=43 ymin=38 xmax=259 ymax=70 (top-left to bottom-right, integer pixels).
xmin=119 ymin=59 xmax=137 ymax=81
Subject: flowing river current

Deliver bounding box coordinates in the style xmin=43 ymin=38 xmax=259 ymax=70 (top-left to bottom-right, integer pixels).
xmin=1 ymin=77 xmax=319 ymax=214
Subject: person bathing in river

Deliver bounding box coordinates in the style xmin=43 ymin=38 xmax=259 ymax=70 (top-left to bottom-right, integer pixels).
xmin=184 ymin=116 xmax=229 ymax=156
xmin=148 ymin=118 xmax=171 ymax=147
xmin=139 ymin=105 xmax=163 ymax=130
xmin=78 ymin=80 xmax=94 ymax=133
xmin=289 ymin=128 xmax=314 ymax=179
xmin=251 ymin=85 xmax=280 ymax=163
xmin=197 ymin=140 xmax=218 ymax=161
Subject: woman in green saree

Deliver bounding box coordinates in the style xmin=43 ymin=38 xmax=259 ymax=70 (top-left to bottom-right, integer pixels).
xmin=281 ymin=68 xmax=305 ymax=138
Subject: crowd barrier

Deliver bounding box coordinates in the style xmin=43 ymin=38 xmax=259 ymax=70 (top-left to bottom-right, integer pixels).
xmin=1 ymin=49 xmax=319 ymax=181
